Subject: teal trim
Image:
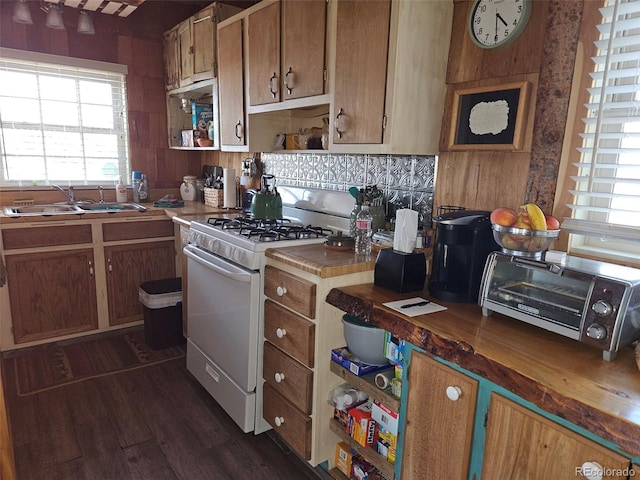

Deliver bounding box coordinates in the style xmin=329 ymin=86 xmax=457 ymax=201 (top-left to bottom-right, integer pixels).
xmin=395 ymin=343 xmax=418 ymax=479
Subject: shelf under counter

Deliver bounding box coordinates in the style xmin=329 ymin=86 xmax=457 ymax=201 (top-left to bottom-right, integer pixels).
xmin=326 ymin=283 xmax=640 ymax=458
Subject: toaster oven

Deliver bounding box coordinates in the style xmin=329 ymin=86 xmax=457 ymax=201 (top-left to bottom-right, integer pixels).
xmin=479 ymin=251 xmax=640 ymax=360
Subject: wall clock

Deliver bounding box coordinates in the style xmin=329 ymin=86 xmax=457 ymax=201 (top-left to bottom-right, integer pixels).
xmin=468 ymin=0 xmax=532 ymax=49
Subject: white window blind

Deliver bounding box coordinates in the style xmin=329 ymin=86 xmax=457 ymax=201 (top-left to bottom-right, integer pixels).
xmin=0 ymin=48 xmax=129 ymax=187
xmin=563 ymin=0 xmax=640 ymax=259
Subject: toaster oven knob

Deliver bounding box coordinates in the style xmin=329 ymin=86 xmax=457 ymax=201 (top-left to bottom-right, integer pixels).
xmin=592 ymin=299 xmax=613 ymax=317
xmin=586 ymin=323 xmax=607 ymax=340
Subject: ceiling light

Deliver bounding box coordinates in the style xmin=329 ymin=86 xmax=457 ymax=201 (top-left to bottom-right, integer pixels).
xmin=13 ymin=0 xmax=33 ymax=25
xmin=45 ymin=4 xmax=65 ymax=30
xmin=77 ymin=10 xmax=95 ymax=35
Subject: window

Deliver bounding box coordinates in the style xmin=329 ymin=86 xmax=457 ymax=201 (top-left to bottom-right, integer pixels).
xmin=563 ymin=0 xmax=640 ymax=262
xmin=0 ymin=48 xmax=129 ymax=187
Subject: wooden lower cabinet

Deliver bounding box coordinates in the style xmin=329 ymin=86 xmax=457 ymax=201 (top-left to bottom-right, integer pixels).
xmin=5 ymin=249 xmax=98 ymax=344
xmin=105 ymin=240 xmax=176 ymax=326
xmin=401 ymin=351 xmax=478 ymax=480
xmin=263 ymin=382 xmax=312 ymax=459
xmin=482 ymin=393 xmax=631 ymax=479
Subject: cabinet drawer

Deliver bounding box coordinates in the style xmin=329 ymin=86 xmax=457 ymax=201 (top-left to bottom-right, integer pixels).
xmin=263 ymin=341 xmax=313 ymax=414
xmin=263 ymin=382 xmax=312 ymax=460
xmin=264 ymin=265 xmax=316 ymax=318
xmin=264 ymin=299 xmax=315 ymax=367
xmin=2 ymin=224 xmax=92 ymax=250
xmin=102 ymin=219 xmax=174 ymax=241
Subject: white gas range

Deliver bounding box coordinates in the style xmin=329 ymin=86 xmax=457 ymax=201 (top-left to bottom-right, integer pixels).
xmin=183 ymin=187 xmax=353 ymax=434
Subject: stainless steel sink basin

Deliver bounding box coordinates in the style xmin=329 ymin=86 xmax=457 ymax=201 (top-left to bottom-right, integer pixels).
xmin=3 ymin=202 xmax=147 ymax=217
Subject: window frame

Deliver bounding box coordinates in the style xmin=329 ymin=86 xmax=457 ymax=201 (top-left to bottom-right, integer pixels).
xmin=0 ymin=47 xmax=130 ymax=188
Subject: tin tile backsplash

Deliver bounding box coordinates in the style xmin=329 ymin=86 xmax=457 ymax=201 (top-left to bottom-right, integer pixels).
xmin=262 ymin=153 xmax=437 ymax=225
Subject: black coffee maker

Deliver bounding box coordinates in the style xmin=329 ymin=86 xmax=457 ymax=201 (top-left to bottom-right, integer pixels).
xmin=428 ymin=211 xmax=499 ymax=303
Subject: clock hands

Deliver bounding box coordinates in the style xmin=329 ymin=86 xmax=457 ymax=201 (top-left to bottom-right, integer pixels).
xmin=496 ymin=12 xmax=509 ymax=27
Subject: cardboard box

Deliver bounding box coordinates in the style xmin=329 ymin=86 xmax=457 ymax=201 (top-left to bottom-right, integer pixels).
xmin=191 ymin=102 xmax=213 ymax=133
xmin=371 ymin=400 xmax=399 ymax=436
xmin=349 ymin=403 xmax=378 ymax=448
xmin=384 ymin=331 xmax=406 ymax=364
xmin=334 ymin=441 xmax=355 ymax=477
xmin=180 ymin=129 xmax=203 ymax=147
xmin=334 ymin=398 xmax=368 ymax=431
xmin=331 ymin=348 xmax=394 ymax=377
xmin=377 ymin=426 xmax=397 ymax=448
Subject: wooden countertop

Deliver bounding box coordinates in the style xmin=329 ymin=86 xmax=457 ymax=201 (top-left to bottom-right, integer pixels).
xmin=265 ymin=244 xmax=376 ymax=278
xmin=326 ymin=283 xmax=640 ymax=457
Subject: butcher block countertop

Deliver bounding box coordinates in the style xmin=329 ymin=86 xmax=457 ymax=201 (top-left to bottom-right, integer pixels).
xmin=265 ymin=244 xmax=376 ymax=278
xmin=326 ymin=283 xmax=640 ymax=458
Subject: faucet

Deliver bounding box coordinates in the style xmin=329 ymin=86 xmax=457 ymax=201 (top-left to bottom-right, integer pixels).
xmin=98 ymin=186 xmax=104 ymax=203
xmin=51 ymin=184 xmax=75 ymax=204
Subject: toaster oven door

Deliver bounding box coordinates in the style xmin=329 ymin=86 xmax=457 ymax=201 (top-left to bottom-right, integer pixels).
xmin=480 ymin=253 xmax=593 ymax=333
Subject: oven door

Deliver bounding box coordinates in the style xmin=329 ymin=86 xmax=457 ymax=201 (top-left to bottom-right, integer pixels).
xmin=183 ymin=244 xmax=261 ymax=431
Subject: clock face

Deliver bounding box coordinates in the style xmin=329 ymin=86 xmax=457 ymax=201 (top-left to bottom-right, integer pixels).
xmin=469 ymin=0 xmax=532 ymax=49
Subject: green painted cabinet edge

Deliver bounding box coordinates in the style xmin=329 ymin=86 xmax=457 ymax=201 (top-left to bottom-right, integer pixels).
xmin=401 ymin=343 xmax=638 ymax=479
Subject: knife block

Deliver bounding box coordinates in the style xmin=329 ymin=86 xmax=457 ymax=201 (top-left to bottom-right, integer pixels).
xmin=374 ymin=248 xmax=426 ymax=293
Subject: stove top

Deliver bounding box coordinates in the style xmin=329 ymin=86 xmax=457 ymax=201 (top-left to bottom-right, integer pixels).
xmin=206 ymin=216 xmax=333 ymax=243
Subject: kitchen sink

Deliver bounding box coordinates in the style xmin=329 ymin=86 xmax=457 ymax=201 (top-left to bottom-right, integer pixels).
xmin=3 ymin=202 xmax=147 ymax=217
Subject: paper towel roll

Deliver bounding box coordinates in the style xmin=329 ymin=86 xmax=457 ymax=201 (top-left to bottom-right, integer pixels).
xmin=393 ymin=209 xmax=418 ymax=253
xmin=223 ymin=168 xmax=236 ymax=208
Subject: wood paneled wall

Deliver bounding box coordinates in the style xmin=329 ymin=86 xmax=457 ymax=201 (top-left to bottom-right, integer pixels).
xmin=0 ymin=1 xmax=243 ymax=193
xmin=436 ymin=0 xmax=584 ymax=216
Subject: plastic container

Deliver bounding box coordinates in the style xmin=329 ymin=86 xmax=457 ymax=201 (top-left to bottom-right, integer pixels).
xmin=354 ymin=205 xmax=373 ymax=255
xmin=132 ymin=171 xmax=142 ymax=203
xmin=115 ymin=176 xmax=127 ymax=202
xmin=341 ymin=314 xmax=388 ymax=365
xmin=138 ymin=174 xmax=149 ymax=203
xmin=138 ymin=278 xmax=184 ymax=350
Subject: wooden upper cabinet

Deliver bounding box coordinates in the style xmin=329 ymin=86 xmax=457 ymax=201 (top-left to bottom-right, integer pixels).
xmin=333 ymin=0 xmax=390 ymax=144
xmin=248 ymin=1 xmax=281 ymax=106
xmin=192 ymin=5 xmax=216 ymax=81
xmin=163 ymin=26 xmax=180 ymax=91
xmin=482 ymin=393 xmax=631 ymax=480
xmin=401 ymin=351 xmax=478 ymax=480
xmin=218 ymin=18 xmax=246 ymax=147
xmin=178 ymin=19 xmax=194 ymax=86
xmin=281 ymin=0 xmax=326 ymax=101
xmin=247 ymin=0 xmax=326 ymax=107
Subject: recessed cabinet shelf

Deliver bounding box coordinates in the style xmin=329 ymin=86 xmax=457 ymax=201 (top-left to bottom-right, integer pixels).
xmin=166 ymin=79 xmax=219 ymax=150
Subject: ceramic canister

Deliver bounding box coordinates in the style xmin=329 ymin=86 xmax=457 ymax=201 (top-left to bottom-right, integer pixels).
xmin=180 ymin=175 xmax=198 ymax=201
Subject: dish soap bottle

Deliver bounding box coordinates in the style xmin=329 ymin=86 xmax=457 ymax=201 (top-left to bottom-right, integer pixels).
xmin=115 ymin=176 xmax=127 ymax=202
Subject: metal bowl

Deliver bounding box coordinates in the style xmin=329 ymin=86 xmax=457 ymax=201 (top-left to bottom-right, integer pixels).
xmin=492 ymin=224 xmax=560 ymax=259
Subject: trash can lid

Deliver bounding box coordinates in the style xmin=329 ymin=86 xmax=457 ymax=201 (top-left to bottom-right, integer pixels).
xmin=140 ymin=277 xmax=182 ymax=295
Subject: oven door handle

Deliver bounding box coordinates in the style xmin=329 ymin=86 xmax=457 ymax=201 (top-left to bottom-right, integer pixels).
xmin=183 ymin=245 xmax=254 ymax=283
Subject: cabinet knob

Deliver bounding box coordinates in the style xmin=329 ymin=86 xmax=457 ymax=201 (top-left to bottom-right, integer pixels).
xmin=234 ymin=121 xmax=243 ymax=141
xmin=580 ymin=461 xmax=603 ymax=480
xmin=284 ymin=67 xmax=294 ymax=95
xmin=274 ymin=372 xmax=285 ymax=383
xmin=276 ymin=328 xmax=287 ymax=338
xmin=269 ymin=72 xmax=278 ymax=98
xmin=335 ymin=108 xmax=345 ymax=138
xmin=274 ymin=416 xmax=285 ymax=427
xmin=276 ymin=286 xmax=287 ymax=297
xmin=446 ymin=385 xmax=462 ymax=401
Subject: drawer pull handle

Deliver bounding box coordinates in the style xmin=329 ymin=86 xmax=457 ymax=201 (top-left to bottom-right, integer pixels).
xmin=276 ymin=328 xmax=287 ymax=338
xmin=274 ymin=372 xmax=285 ymax=383
xmin=274 ymin=416 xmax=285 ymax=427
xmin=580 ymin=461 xmax=603 ymax=480
xmin=446 ymin=386 xmax=462 ymax=402
xmin=205 ymin=364 xmax=220 ymax=383
xmin=276 ymin=286 xmax=287 ymax=297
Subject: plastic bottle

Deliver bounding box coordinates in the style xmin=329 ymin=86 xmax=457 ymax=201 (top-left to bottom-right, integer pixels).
xmin=131 ymin=171 xmax=142 ymax=202
xmin=138 ymin=174 xmax=149 ymax=202
xmin=341 ymin=387 xmax=368 ymax=407
xmin=354 ymin=205 xmax=373 ymax=255
xmin=115 ymin=176 xmax=127 ymax=203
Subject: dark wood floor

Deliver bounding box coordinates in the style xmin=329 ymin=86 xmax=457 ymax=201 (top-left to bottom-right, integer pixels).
xmin=3 ymin=343 xmax=328 ymax=480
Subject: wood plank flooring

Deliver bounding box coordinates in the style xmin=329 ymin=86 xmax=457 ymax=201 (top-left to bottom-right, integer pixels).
xmin=3 ymin=342 xmax=328 ymax=480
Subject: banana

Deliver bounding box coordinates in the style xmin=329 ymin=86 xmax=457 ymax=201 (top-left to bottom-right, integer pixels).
xmin=524 ymin=203 xmax=547 ymax=231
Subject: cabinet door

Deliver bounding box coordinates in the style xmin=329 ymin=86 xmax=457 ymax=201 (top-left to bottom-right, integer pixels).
xmin=482 ymin=393 xmax=631 ymax=479
xmin=281 ymin=0 xmax=326 ymax=100
xmin=163 ymin=26 xmax=180 ymax=91
xmin=333 ymin=0 xmax=390 ymax=144
xmin=248 ymin=1 xmax=281 ymax=106
xmin=105 ymin=240 xmax=176 ymax=326
xmin=218 ymin=19 xmax=246 ymax=147
xmin=192 ymin=6 xmax=215 ymax=81
xmin=178 ymin=19 xmax=194 ymax=86
xmin=6 ymin=249 xmax=98 ymax=344
xmin=401 ymin=351 xmax=478 ymax=480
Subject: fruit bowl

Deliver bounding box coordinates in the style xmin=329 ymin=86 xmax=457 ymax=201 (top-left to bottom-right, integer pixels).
xmin=492 ymin=224 xmax=560 ymax=259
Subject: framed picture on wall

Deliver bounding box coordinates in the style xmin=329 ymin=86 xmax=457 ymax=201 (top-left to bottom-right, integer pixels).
xmin=448 ymin=81 xmax=531 ymax=151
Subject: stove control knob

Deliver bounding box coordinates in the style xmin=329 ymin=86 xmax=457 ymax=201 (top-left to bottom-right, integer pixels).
xmin=586 ymin=323 xmax=607 ymax=340
xmin=592 ymin=300 xmax=613 ymax=317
